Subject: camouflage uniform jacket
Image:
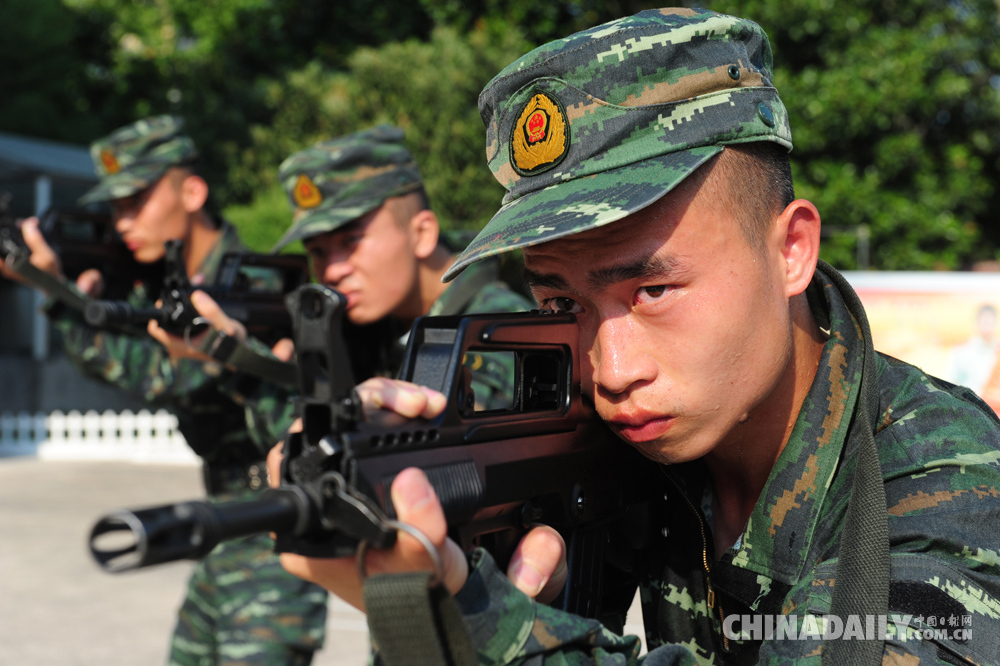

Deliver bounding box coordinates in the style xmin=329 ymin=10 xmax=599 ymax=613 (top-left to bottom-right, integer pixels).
xmin=451 ymin=264 xmax=1000 ymax=665
xmin=50 ymin=221 xmax=272 ymax=472
xmin=223 ymin=256 xmax=533 ymax=443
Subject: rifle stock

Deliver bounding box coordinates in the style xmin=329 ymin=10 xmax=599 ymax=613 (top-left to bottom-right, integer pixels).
xmin=89 ymin=284 xmax=654 ymax=618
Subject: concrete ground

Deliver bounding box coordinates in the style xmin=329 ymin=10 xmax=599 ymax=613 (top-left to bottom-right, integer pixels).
xmin=0 ymin=458 xmax=644 ymax=665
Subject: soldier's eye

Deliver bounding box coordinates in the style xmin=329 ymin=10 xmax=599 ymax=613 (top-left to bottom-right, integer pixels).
xmin=540 ymin=296 xmax=579 ymax=314
xmin=634 ymin=285 xmax=669 ymax=305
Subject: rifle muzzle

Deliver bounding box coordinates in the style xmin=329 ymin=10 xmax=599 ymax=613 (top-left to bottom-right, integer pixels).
xmin=85 ymin=300 xmax=158 ymax=328
xmin=89 ymin=488 xmax=311 ymax=573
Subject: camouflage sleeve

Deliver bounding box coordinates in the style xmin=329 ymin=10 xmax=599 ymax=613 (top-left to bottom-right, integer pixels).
xmin=217 ymin=335 xmax=298 ymax=445
xmin=49 ymin=304 xmax=225 ymax=404
xmin=451 ymin=549 xmax=696 ymax=665
xmin=461 ymin=283 xmax=534 ymax=412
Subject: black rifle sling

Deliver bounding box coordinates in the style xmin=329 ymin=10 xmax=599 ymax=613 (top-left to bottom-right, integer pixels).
xmin=198 ymin=329 xmax=298 ymax=388
xmin=820 ymin=262 xmax=890 ymax=666
xmin=8 ymin=255 xmax=90 ymax=312
xmin=364 ymin=572 xmax=475 ymax=666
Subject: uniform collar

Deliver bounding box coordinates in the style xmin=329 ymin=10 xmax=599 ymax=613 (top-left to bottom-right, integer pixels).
xmin=191 ymin=219 xmax=242 ymax=284
xmin=723 ymin=264 xmax=866 ymax=585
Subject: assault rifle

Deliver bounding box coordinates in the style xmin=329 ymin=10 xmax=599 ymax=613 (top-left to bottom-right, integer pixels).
xmin=0 ymin=193 xmax=162 ymax=308
xmin=84 ymin=239 xmax=309 ymax=343
xmin=89 ymin=284 xmax=654 ymax=619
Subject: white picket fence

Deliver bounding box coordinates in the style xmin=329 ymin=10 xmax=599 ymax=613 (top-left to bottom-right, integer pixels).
xmin=0 ymin=409 xmax=199 ymax=464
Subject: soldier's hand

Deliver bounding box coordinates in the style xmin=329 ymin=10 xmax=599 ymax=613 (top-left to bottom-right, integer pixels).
xmin=21 ymin=217 xmax=62 ymax=277
xmin=271 ymin=338 xmax=295 ymax=362
xmin=0 ymin=217 xmax=62 ymax=285
xmin=268 ymin=441 xmax=468 ymax=610
xmin=148 ymin=290 xmax=247 ymax=362
xmin=75 ymin=268 xmax=105 ymax=298
xmin=264 ymin=378 xmax=568 ymax=608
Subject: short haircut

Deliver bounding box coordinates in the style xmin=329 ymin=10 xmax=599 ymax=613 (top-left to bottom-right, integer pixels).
xmin=716 ymin=143 xmax=795 ymax=252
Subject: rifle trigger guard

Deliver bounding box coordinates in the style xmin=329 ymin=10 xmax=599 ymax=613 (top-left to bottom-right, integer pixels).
xmin=316 ymin=472 xmax=396 ymax=545
xmin=356 ymin=520 xmax=444 ymax=589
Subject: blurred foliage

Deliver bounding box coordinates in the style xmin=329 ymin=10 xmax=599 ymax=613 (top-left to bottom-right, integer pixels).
xmin=707 ymin=0 xmax=1000 ymax=269
xmin=226 ymin=24 xmax=532 ymax=246
xmin=1 ymin=0 xmax=998 ymax=266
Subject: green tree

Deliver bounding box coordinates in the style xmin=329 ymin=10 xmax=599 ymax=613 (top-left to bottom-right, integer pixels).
xmin=707 ymin=0 xmax=1000 ymax=270
xmin=224 ymin=24 xmax=532 ymax=250
xmin=0 ymin=0 xmax=107 ymax=141
xmin=56 ymin=0 xmax=434 ymax=203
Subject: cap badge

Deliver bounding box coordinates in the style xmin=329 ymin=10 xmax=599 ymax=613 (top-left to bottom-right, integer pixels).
xmin=293 ymin=174 xmax=323 ymax=209
xmin=511 ymin=92 xmax=569 ymax=175
xmin=100 ymin=149 xmax=121 ymax=175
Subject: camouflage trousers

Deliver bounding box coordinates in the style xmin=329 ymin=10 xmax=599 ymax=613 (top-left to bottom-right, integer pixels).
xmin=167 ymin=533 xmax=328 ymax=666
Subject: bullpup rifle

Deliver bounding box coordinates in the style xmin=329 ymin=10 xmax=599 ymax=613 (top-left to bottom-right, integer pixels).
xmin=83 ymin=239 xmax=310 ymax=385
xmin=89 ymin=284 xmax=654 ymax=619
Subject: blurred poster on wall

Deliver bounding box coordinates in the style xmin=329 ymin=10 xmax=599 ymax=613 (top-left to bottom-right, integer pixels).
xmin=843 ymin=271 xmax=1000 ymax=415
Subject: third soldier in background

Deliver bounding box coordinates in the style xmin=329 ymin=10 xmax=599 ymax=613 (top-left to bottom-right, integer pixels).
xmin=9 ymin=115 xmax=330 ymax=665
xmin=168 ymin=125 xmax=533 ymax=441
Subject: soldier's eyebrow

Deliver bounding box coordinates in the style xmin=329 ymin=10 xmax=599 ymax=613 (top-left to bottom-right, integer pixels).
xmin=523 ymin=255 xmax=680 ymax=293
xmin=523 ymin=268 xmax=571 ymax=291
xmin=587 ymin=254 xmax=679 ymax=290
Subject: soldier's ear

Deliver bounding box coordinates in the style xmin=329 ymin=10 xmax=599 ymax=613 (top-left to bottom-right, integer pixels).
xmin=775 ymin=198 xmax=821 ymax=298
xmin=410 ymin=209 xmax=440 ymax=260
xmin=180 ymin=174 xmax=209 ymax=214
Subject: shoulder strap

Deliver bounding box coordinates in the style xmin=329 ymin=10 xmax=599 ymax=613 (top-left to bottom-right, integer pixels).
xmin=820 ymin=262 xmax=890 ymax=665
xmin=365 ymin=572 xmax=475 ymax=666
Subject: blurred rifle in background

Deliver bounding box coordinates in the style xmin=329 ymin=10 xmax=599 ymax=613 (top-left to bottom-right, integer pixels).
xmin=84 ymin=239 xmax=310 ymax=385
xmin=0 ymin=192 xmax=164 ymax=309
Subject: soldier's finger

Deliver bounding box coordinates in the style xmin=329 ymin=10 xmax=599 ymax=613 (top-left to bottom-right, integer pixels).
xmin=507 ymin=525 xmax=567 ymax=604
xmin=20 ymin=218 xmax=61 ymax=276
xmin=266 ymin=441 xmax=284 ymax=489
xmin=147 ymin=319 xmax=169 ymax=346
xmin=271 ymin=338 xmax=295 ymax=362
xmin=76 ymin=269 xmax=104 ymax=298
xmin=190 ymin=290 xmax=246 ymax=341
xmin=379 ymin=467 xmax=469 ymax=595
xmin=356 ymin=377 xmax=446 ymax=420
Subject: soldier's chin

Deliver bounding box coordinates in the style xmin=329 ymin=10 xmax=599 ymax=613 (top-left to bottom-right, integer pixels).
xmin=133 ymin=245 xmax=166 ymax=264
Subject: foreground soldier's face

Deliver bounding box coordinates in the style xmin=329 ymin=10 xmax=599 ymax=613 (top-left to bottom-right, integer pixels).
xmin=522 ymin=171 xmax=796 ymax=466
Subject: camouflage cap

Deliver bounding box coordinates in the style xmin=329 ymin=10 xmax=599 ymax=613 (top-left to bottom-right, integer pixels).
xmin=272 ymin=125 xmax=424 ymax=251
xmin=444 ymin=7 xmax=792 ymax=281
xmin=78 ymin=115 xmax=198 ymax=205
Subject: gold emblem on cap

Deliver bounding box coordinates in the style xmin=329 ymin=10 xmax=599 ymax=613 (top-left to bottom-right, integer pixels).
xmin=99 ymin=149 xmax=121 ymax=175
xmin=293 ymin=174 xmax=323 ymax=209
xmin=511 ymin=92 xmax=568 ymax=174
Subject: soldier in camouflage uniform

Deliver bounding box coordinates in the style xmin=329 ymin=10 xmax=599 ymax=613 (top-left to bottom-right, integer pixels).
xmin=272 ymin=9 xmax=1000 ymax=665
xmin=14 ymin=116 xmax=329 ymax=665
xmin=187 ymin=126 xmax=533 ymax=443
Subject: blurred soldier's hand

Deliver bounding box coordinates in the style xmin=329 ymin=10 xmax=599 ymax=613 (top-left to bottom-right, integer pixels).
xmin=0 ymin=217 xmax=63 ymax=286
xmin=148 ymin=290 xmax=248 ymax=363
xmin=271 ymin=338 xmax=295 ymax=362
xmin=75 ymin=269 xmax=105 ymax=298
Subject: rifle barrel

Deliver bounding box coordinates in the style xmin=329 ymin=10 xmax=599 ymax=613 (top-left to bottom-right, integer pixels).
xmin=85 ymin=300 xmax=163 ymax=328
xmin=89 ymin=488 xmax=308 ymax=573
